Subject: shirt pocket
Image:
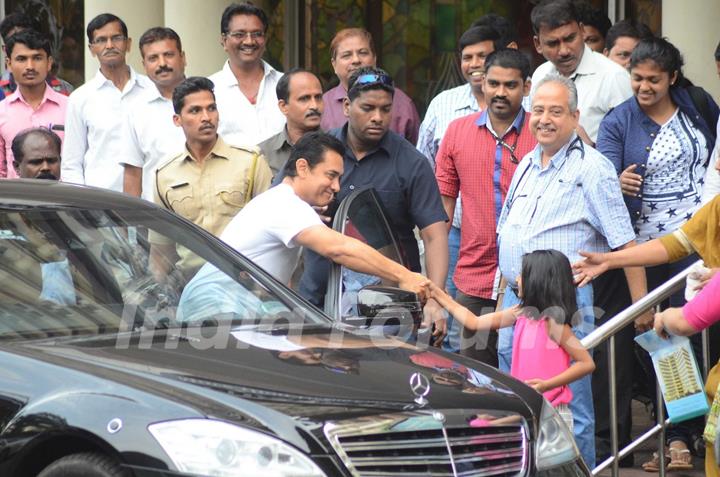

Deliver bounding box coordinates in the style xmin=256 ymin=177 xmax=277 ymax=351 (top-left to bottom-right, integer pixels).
xmin=215 ymin=180 xmax=249 ymax=217
xmin=374 ymin=189 xmax=407 ymax=225
xmin=166 ymin=185 xmax=199 ymax=222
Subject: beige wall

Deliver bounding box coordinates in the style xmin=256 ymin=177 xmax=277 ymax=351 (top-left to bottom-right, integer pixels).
xmin=83 ymin=0 xmax=233 ymax=81
xmin=163 ymin=0 xmax=230 ymax=77
xmin=662 ymin=0 xmax=720 ymax=100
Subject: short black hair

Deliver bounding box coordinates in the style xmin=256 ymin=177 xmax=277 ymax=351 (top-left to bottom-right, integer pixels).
xmin=715 ymin=39 xmax=720 ymax=62
xmin=520 ymin=249 xmax=578 ymax=326
xmin=86 ymin=13 xmax=128 ymax=44
xmin=531 ymin=0 xmax=580 ymax=35
xmin=283 ymin=131 xmax=345 ymax=178
xmin=220 ymin=2 xmax=269 ymax=34
xmin=471 ymin=13 xmax=518 ymax=47
xmin=574 ymin=0 xmax=611 ymax=39
xmin=347 ymin=66 xmax=394 ymax=102
xmin=630 ymin=37 xmax=685 ymax=88
xmin=484 ymin=48 xmax=531 ymax=81
xmin=276 ymin=68 xmax=316 ymax=102
xmin=0 ymin=13 xmax=35 ymax=43
xmin=5 ymin=29 xmax=52 ymax=58
xmin=605 ymin=19 xmax=654 ymax=50
xmin=139 ymin=27 xmax=182 ymax=57
xmin=172 ymin=77 xmax=215 ymax=114
xmin=458 ymin=25 xmax=502 ymax=53
xmin=11 ymin=128 xmax=62 ymax=166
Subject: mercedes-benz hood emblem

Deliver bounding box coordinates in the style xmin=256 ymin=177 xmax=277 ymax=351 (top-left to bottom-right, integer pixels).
xmin=409 ymin=372 xmax=430 ymax=406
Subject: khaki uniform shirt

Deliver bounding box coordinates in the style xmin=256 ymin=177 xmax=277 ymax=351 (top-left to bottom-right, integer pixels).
xmin=152 ymin=136 xmax=272 ymax=275
xmin=258 ymin=126 xmax=293 ymax=178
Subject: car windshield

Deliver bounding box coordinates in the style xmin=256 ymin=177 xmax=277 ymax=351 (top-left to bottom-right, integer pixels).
xmin=0 ymin=207 xmax=328 ymax=342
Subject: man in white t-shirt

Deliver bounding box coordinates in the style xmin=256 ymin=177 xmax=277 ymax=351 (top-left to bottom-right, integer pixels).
xmin=179 ymin=131 xmax=435 ymax=329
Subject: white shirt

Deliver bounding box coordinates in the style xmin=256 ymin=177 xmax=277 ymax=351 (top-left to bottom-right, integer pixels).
xmin=119 ymin=89 xmax=186 ymax=201
xmin=531 ymin=45 xmax=632 ymax=142
xmin=417 ymin=83 xmax=480 ymax=167
xmin=62 ymin=67 xmax=153 ymax=191
xmin=220 ymin=183 xmax=322 ymax=284
xmin=209 ymin=60 xmax=285 ymax=147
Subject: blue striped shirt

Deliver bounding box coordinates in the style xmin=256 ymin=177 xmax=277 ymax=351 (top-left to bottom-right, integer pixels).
xmin=497 ymin=135 xmax=635 ymax=286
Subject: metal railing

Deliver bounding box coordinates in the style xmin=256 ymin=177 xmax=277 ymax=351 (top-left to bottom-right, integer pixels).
xmin=580 ymin=260 xmax=708 ymax=476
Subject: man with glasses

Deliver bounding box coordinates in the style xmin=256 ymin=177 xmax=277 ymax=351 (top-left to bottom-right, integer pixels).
xmin=62 ymin=13 xmax=152 ymax=191
xmin=209 ymin=3 xmax=284 ymax=146
xmin=496 ymin=75 xmax=646 ymax=467
xmin=297 ymin=66 xmax=449 ymax=336
xmin=434 ymin=49 xmax=536 ymax=366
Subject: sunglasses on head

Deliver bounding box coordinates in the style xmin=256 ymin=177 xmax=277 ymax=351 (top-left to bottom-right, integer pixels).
xmin=349 ymin=73 xmax=393 ymax=92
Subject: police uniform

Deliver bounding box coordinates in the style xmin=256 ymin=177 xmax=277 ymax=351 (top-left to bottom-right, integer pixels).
xmin=152 ymin=136 xmax=272 ymax=275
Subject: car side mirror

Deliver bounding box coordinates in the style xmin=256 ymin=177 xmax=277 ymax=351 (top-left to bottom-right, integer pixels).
xmin=351 ymin=285 xmax=423 ymax=330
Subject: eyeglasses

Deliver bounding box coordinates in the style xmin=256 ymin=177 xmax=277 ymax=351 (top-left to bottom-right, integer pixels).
xmin=224 ymin=30 xmax=265 ymax=40
xmin=350 ymin=73 xmax=393 ymax=90
xmin=91 ymin=34 xmax=127 ymax=46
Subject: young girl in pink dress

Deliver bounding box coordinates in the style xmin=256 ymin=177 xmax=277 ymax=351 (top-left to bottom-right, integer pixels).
xmin=427 ymin=249 xmax=595 ymax=431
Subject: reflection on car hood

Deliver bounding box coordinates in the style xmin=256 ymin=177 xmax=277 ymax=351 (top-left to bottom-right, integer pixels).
xmin=13 ymin=326 xmax=538 ymax=426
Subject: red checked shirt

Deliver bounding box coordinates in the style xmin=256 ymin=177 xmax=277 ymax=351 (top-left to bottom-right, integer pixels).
xmin=435 ymin=109 xmax=536 ymax=298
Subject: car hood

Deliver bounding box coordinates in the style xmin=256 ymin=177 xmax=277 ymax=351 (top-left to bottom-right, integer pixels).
xmin=11 ymin=325 xmax=540 ymax=449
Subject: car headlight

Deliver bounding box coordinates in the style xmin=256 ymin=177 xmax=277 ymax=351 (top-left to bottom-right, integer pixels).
xmin=148 ymin=419 xmax=327 ymax=477
xmin=535 ymin=399 xmax=580 ymax=470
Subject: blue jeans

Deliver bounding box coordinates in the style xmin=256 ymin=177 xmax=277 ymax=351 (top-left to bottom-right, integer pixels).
xmin=442 ymin=226 xmax=461 ymax=352
xmin=498 ymin=284 xmax=596 ymax=467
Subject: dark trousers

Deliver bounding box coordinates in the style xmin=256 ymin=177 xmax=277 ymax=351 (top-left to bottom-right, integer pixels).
xmin=456 ymin=290 xmax=497 ymax=367
xmin=592 ymin=268 xmax=635 ymax=465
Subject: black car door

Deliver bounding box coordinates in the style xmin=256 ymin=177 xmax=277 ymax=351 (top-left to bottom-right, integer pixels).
xmin=323 ymin=187 xmax=421 ymax=330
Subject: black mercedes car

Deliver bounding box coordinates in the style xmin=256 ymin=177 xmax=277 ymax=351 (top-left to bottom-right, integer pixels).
xmin=0 ymin=181 xmax=589 ymax=476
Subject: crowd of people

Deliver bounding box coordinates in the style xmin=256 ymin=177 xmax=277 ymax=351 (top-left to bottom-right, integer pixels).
xmin=1 ymin=0 xmax=719 ymax=472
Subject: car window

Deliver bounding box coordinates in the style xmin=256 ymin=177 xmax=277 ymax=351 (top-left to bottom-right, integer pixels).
xmin=0 ymin=208 xmax=325 ymax=341
xmin=325 ymin=189 xmax=405 ymax=320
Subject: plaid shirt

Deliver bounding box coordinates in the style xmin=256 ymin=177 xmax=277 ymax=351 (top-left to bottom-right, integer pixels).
xmin=435 ymin=109 xmax=536 ymax=298
xmin=497 ymin=135 xmax=635 ymax=287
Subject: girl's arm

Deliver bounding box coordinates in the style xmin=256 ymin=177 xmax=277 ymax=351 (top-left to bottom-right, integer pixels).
xmin=525 ymin=323 xmax=595 ymax=393
xmin=426 ymin=282 xmax=518 ymax=331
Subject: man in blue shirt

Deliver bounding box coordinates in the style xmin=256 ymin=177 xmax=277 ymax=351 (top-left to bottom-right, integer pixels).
xmin=496 ymin=74 xmax=648 ymax=467
xmin=298 ymin=67 xmax=448 ymax=330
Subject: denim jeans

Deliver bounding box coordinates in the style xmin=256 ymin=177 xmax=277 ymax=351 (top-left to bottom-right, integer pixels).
xmin=442 ymin=225 xmax=462 ymax=352
xmin=498 ymin=284 xmax=596 ymax=467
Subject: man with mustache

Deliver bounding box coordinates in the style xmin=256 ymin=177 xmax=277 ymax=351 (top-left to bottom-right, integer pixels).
xmin=496 ymin=75 xmax=646 ymax=466
xmin=62 ymin=13 xmax=153 ymax=191
xmin=434 ymin=49 xmax=536 ymax=366
xmin=151 ymin=77 xmax=272 ymax=279
xmin=209 ymin=3 xmax=284 ymax=146
xmin=0 ymin=29 xmax=66 ymax=178
xmin=259 ymin=68 xmax=323 ymax=178
xmin=0 ymin=13 xmax=74 ymax=98
xmin=417 ymin=25 xmax=504 ymax=352
xmin=530 ymin=0 xmax=631 ymax=144
xmin=298 ymin=67 xmax=449 ymax=338
xmin=121 ymin=27 xmax=187 ymax=201
xmin=12 ymin=127 xmax=61 ymax=180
